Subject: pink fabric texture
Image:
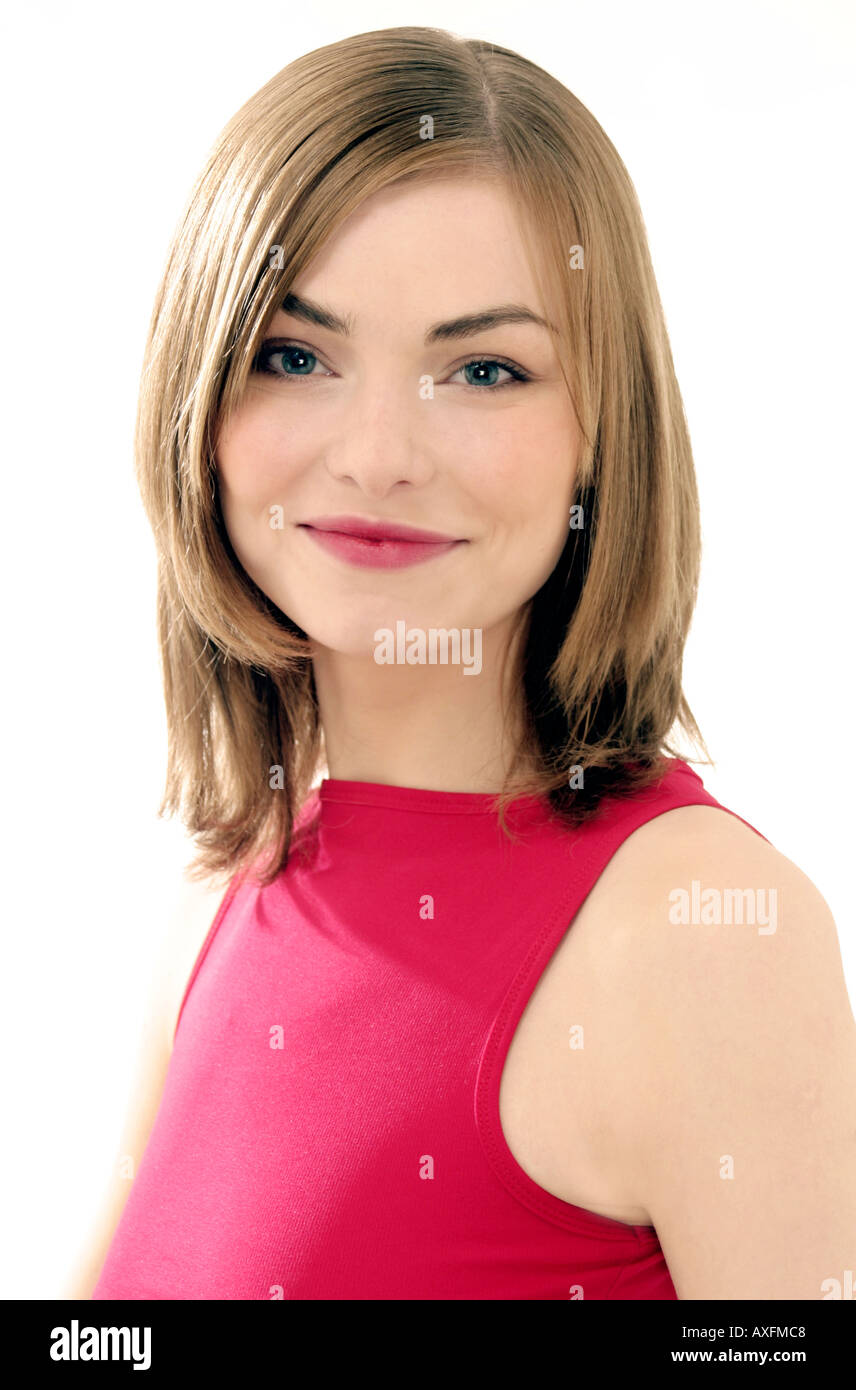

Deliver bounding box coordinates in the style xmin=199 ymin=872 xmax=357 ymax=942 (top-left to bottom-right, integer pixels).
xmin=92 ymin=758 xmax=765 ymax=1300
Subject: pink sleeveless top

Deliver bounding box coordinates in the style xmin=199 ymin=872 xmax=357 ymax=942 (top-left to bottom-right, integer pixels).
xmin=92 ymin=758 xmax=765 ymax=1300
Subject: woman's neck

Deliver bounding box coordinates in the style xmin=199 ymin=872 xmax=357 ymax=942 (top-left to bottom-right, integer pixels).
xmin=312 ymin=610 xmax=532 ymax=793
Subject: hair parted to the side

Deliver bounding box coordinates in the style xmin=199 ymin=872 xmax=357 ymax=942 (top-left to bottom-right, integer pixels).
xmin=135 ymin=24 xmax=709 ymax=887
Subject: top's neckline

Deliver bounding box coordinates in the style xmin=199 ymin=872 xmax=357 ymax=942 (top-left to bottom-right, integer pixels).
xmin=317 ymin=777 xmax=549 ymax=817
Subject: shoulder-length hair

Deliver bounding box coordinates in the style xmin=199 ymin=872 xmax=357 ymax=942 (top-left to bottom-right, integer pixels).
xmin=136 ymin=25 xmax=708 ymax=887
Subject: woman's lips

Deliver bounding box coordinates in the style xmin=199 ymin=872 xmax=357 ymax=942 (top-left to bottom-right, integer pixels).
xmin=297 ymin=520 xmax=466 ymax=570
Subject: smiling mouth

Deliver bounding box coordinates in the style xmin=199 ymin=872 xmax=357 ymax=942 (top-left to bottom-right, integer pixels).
xmin=300 ymin=514 xmax=461 ymax=543
xmin=297 ymin=521 xmax=466 ymax=570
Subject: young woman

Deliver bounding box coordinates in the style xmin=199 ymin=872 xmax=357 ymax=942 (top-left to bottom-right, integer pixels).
xmin=77 ymin=26 xmax=854 ymax=1300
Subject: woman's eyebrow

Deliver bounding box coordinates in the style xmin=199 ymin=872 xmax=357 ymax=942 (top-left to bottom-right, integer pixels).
xmin=280 ymin=291 xmax=556 ymax=342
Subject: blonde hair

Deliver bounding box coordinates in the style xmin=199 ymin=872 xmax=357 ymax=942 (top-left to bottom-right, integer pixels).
xmin=135 ymin=25 xmax=709 ymax=886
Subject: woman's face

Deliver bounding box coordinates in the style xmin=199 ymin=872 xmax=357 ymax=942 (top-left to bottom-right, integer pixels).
xmin=215 ymin=177 xmax=581 ymax=662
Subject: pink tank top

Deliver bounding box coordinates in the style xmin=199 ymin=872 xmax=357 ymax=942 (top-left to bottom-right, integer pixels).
xmin=92 ymin=758 xmax=765 ymax=1300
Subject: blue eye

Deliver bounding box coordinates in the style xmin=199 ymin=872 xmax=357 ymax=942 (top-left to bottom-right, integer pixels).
xmin=451 ymin=358 xmax=529 ymax=391
xmin=253 ymin=342 xmax=324 ymax=378
xmin=251 ymin=340 xmax=531 ymax=392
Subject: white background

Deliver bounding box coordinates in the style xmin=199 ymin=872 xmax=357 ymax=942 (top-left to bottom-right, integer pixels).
xmin=0 ymin=0 xmax=852 ymax=1297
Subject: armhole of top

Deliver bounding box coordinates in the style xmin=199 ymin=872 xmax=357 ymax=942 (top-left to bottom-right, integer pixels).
xmin=659 ymin=763 xmax=772 ymax=846
xmin=474 ymin=767 xmax=771 ymax=1242
xmin=171 ymin=871 xmax=245 ymax=1045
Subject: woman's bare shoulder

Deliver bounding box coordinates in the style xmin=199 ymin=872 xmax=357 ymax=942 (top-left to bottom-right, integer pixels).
xmin=581 ymin=799 xmax=839 ymax=964
xmin=579 ymin=797 xmax=853 ymax=1134
xmin=601 ymin=799 xmax=778 ymax=882
xmin=584 ymin=804 xmax=856 ymax=1298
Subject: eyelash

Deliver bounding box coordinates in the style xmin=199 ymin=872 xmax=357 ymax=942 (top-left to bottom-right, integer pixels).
xmin=251 ymin=339 xmax=531 ymax=392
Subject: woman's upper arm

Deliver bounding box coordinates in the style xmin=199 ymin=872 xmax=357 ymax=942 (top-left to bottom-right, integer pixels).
xmin=612 ymin=807 xmax=856 ymax=1299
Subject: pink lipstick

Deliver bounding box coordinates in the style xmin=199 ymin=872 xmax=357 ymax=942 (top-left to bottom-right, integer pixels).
xmin=298 ymin=515 xmax=465 ymax=570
